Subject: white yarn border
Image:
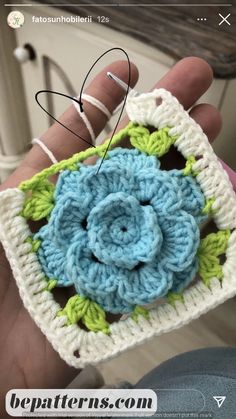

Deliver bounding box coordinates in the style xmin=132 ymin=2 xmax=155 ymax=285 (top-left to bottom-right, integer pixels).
xmin=0 ymin=88 xmax=236 ymax=368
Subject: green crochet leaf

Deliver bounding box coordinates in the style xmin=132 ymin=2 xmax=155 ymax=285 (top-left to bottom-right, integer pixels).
xmin=132 ymin=305 xmax=149 ymax=322
xmin=83 ymin=301 xmax=110 ymax=334
xmin=21 ymin=179 xmax=55 ymax=221
xmin=58 ymin=295 xmax=89 ymax=323
xmin=197 ymin=230 xmax=230 ymax=286
xmin=130 ymin=126 xmax=177 ymax=157
xmin=58 ymin=295 xmax=110 ymax=334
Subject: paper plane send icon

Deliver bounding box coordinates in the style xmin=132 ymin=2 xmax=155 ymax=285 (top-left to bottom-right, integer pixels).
xmin=213 ymin=396 xmax=226 ymax=408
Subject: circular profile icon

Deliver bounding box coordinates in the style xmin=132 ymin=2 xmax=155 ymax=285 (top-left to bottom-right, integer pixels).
xmin=7 ymin=11 xmax=25 ymax=29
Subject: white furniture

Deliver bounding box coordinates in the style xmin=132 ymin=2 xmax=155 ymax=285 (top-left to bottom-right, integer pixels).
xmin=1 ymin=3 xmax=236 ymax=182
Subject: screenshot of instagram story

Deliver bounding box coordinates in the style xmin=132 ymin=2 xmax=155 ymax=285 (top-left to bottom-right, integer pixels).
xmin=1 ymin=1 xmax=236 ymax=419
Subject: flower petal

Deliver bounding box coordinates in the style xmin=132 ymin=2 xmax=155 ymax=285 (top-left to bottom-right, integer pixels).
xmin=171 ymin=257 xmax=198 ymax=293
xmin=87 ymin=192 xmax=162 ymax=269
xmin=35 ymin=226 xmax=72 ymax=286
xmin=134 ymin=170 xmax=182 ymax=214
xmin=119 ymin=262 xmax=173 ymax=305
xmin=160 ymin=211 xmax=200 ymax=272
xmin=99 ymin=293 xmax=133 ymax=313
xmin=168 ymin=170 xmax=205 ymax=221
xmin=49 ymin=193 xmax=88 ymax=248
xmin=55 ymin=169 xmax=80 ymax=201
xmin=66 ymin=232 xmax=123 ymax=291
xmin=76 ymin=164 xmax=136 ymax=212
xmin=104 ymin=147 xmax=160 ymax=171
xmin=66 ymin=234 xmax=132 ymax=313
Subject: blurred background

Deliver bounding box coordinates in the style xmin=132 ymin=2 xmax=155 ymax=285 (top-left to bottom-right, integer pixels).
xmin=0 ymin=0 xmax=236 ymax=388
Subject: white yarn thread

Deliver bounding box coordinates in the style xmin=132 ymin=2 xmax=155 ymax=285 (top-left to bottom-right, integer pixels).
xmin=72 ymin=96 xmax=96 ymax=145
xmin=32 ymin=93 xmax=113 ymax=164
xmin=81 ymin=93 xmax=112 ymax=119
xmin=32 ymin=138 xmax=58 ymax=164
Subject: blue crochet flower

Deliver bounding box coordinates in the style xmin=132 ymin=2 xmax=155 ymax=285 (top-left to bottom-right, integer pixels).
xmin=35 ymin=148 xmax=205 ymax=313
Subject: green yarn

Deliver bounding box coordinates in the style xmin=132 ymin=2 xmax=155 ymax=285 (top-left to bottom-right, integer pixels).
xmin=167 ymin=292 xmax=184 ymax=306
xmin=58 ymin=295 xmax=89 ymax=323
xmin=83 ymin=301 xmax=110 ymax=334
xmin=202 ymin=198 xmax=216 ymax=216
xmin=197 ymin=230 xmax=230 ymax=286
xmin=25 ymin=236 xmax=41 ymax=252
xmin=21 ymin=179 xmax=55 ymax=221
xmin=129 ymin=126 xmax=151 ymax=152
xmin=132 ymin=305 xmax=149 ymax=322
xmin=44 ymin=279 xmax=57 ymax=291
xmin=183 ymin=156 xmax=199 ymax=177
xmin=130 ymin=126 xmax=177 ymax=157
xmin=58 ymin=295 xmax=110 ymax=334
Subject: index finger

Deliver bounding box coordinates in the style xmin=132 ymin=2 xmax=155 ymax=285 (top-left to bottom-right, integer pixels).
xmin=0 ymin=60 xmax=138 ymax=190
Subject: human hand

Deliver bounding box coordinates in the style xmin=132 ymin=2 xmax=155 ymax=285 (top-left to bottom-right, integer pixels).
xmin=1 ymin=57 xmax=233 ymax=414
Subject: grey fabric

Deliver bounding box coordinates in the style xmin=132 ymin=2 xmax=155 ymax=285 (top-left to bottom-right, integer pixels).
xmin=118 ymin=347 xmax=236 ymax=419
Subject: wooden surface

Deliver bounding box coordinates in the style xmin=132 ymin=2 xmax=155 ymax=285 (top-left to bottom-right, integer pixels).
xmin=38 ymin=0 xmax=236 ymax=78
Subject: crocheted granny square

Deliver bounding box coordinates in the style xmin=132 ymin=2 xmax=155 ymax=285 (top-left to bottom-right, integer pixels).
xmin=1 ymin=88 xmax=236 ymax=368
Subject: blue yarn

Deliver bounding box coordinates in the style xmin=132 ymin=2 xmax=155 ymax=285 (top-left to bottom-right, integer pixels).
xmin=166 ymin=170 xmax=206 ymax=224
xmin=35 ymin=148 xmax=205 ymax=313
xmin=172 ymin=258 xmax=199 ymax=293
xmin=87 ymin=192 xmax=163 ymax=269
xmin=35 ymin=226 xmax=73 ymax=286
